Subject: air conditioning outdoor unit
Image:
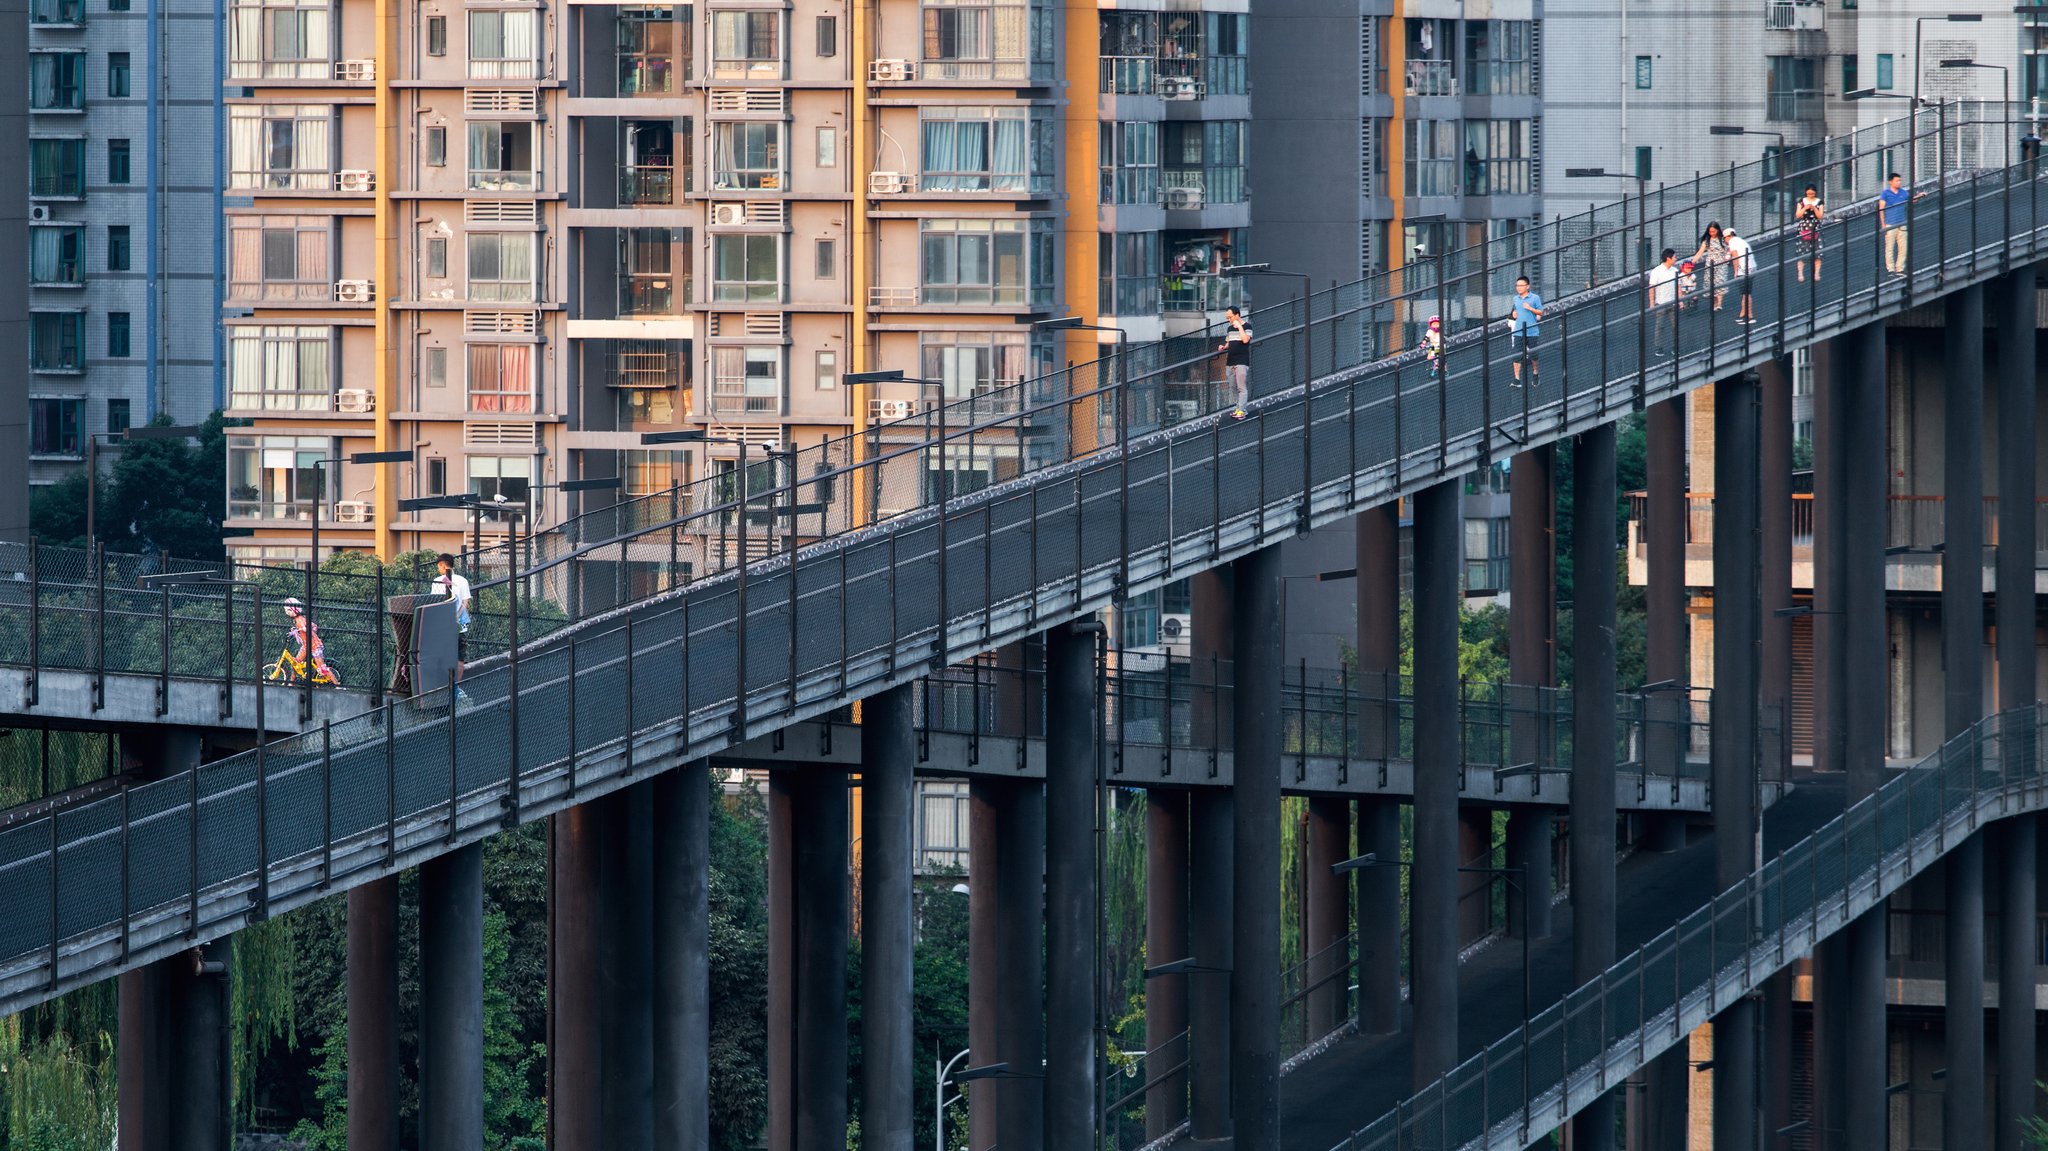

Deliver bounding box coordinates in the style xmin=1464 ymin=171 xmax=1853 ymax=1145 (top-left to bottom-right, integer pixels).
xmin=1163 ymin=400 xmax=1200 ymax=422
xmin=868 ymin=59 xmax=915 ymax=82
xmin=335 ymin=279 xmax=375 ymax=303
xmin=28 ymin=205 xmax=51 ymax=222
xmin=336 ymin=388 xmax=375 ymax=413
xmin=868 ymin=171 xmax=910 ymax=195
xmin=337 ymin=169 xmax=375 ymax=192
xmin=337 ymin=58 xmax=376 ymax=81
xmin=334 ymin=501 xmax=373 ymax=524
xmin=1162 ymin=186 xmax=1203 ymax=209
xmin=709 ymin=202 xmax=749 ymax=226
xmin=1158 ymin=613 xmax=1192 ymax=654
xmin=1158 ymin=76 xmax=1202 ymax=100
xmin=871 ymin=398 xmax=914 ymax=421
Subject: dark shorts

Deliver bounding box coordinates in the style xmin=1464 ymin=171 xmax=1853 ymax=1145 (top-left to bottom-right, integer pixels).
xmin=1739 ymin=279 xmax=1753 ymax=296
xmin=1511 ymin=332 xmax=1537 ymax=361
xmin=458 ymin=634 xmax=469 ymax=661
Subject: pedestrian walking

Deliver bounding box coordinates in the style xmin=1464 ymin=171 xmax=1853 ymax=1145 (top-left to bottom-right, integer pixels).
xmin=1724 ymin=226 xmax=1756 ymax=324
xmin=1794 ymin=185 xmax=1826 ymax=282
xmin=1647 ymin=249 xmax=1679 ymax=357
xmin=433 ymin=552 xmax=474 ymax=704
xmin=1690 ymin=221 xmax=1732 ymax=310
xmin=1219 ymin=305 xmax=1252 ymax=419
xmin=1508 ymin=276 xmax=1544 ymax=387
xmin=1878 ymin=172 xmax=1922 ymax=276
xmin=1423 ymin=315 xmax=1444 ymax=378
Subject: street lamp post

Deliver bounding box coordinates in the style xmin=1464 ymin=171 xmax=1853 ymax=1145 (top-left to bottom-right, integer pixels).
xmin=1221 ymin=265 xmax=1317 ymax=531
xmin=1914 ymin=14 xmax=1984 ymax=182
xmin=1942 ymin=59 xmax=2013 ymax=164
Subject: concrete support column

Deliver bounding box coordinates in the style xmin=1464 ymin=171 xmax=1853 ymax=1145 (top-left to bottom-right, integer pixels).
xmin=967 ymin=783 xmax=1001 ymax=1151
xmin=653 ymin=763 xmax=711 ymax=1151
xmin=1841 ymin=320 xmax=1891 ymax=1151
xmin=1763 ymin=974 xmax=1795 ymax=1151
xmin=173 ymin=939 xmax=232 ymax=1151
xmin=1758 ymin=358 xmax=1794 ymax=792
xmin=1995 ymin=262 xmax=2039 ymax=1151
xmin=968 ymin=777 xmax=1047 ymax=1150
xmin=1508 ymin=447 xmax=1558 ymax=925
xmin=1187 ymin=787 xmax=1234 ymax=1139
xmin=766 ymin=775 xmax=796 ymax=1151
xmin=1645 ymin=394 xmax=1688 ymax=847
xmin=1233 ymin=546 xmax=1284 ymax=1151
xmin=1711 ymin=369 xmax=1761 ymax=1151
xmin=1192 ymin=569 xmax=1235 ymax=749
xmin=118 ymin=962 xmax=171 ymax=1151
xmin=861 ymin=686 xmax=916 ymax=1151
xmin=550 ymin=805 xmax=602 ymax=1151
xmin=1304 ymin=796 xmax=1351 ymax=1040
xmin=349 ymin=878 xmax=402 ymax=1151
xmin=602 ymin=788 xmax=655 ymax=1151
xmin=1411 ymin=480 xmax=1461 ymax=1089
xmin=1145 ymin=789 xmax=1190 ymax=1140
xmin=1355 ymin=499 xmax=1404 ymax=1036
xmin=1571 ymin=423 xmax=1619 ymax=1151
xmin=795 ymin=772 xmax=851 ymax=1151
xmin=1044 ymin=622 xmax=1099 ymax=1148
xmin=1809 ymin=334 xmax=1848 ymax=1151
xmin=420 ymin=843 xmax=485 ymax=1151
xmin=1941 ymin=283 xmax=1988 ymax=1151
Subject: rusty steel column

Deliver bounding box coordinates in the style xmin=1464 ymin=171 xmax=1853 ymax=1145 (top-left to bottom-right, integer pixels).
xmin=1644 ymin=394 xmax=1688 ymax=854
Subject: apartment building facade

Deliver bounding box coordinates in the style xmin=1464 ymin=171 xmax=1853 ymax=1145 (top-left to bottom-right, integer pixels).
xmin=222 ymin=0 xmax=1254 ymax=565
xmin=28 ymin=0 xmax=217 ymax=488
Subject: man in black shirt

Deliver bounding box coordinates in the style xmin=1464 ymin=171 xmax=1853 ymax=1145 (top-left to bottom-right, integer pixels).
xmin=1219 ymin=306 xmax=1252 ymax=419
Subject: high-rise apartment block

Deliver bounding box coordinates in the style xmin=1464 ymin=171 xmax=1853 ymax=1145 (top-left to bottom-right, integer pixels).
xmin=222 ymin=0 xmax=1253 ymax=564
xmin=28 ymin=0 xmax=217 ymax=487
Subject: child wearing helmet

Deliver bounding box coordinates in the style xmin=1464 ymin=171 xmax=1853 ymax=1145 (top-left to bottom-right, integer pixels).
xmin=281 ymin=597 xmax=340 ymax=685
xmin=1423 ymin=315 xmax=1444 ymax=377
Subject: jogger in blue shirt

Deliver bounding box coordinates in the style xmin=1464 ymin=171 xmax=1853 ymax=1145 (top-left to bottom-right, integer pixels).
xmin=1509 ymin=276 xmax=1544 ymax=387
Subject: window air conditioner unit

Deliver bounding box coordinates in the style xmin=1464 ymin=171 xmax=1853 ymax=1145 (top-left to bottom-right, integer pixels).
xmin=335 ymin=279 xmax=375 ymax=302
xmin=1158 ymin=613 xmax=1192 ymax=653
xmin=868 ymin=59 xmax=915 ymax=82
xmin=868 ymin=171 xmax=910 ymax=195
xmin=334 ymin=500 xmax=373 ymax=524
xmin=709 ymin=202 xmax=749 ymax=227
xmin=1157 ymin=76 xmax=1202 ymax=100
xmin=28 ymin=205 xmax=50 ymax=222
xmin=337 ymin=58 xmax=376 ymax=81
xmin=870 ymin=398 xmax=914 ymax=421
xmin=336 ymin=388 xmax=375 ymax=413
xmin=337 ymin=169 xmax=375 ymax=192
xmin=1162 ymin=186 xmax=1203 ymax=209
xmin=1163 ymin=399 xmax=1200 ymax=422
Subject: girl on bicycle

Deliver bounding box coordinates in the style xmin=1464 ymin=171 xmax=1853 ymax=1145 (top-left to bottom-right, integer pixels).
xmin=281 ymin=597 xmax=341 ymax=685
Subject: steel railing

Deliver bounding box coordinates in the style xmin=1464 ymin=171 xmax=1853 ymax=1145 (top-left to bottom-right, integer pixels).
xmin=1329 ymin=704 xmax=2048 ymax=1151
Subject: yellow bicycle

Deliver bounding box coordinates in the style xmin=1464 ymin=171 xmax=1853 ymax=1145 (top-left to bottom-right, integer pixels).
xmin=264 ymin=648 xmax=343 ymax=687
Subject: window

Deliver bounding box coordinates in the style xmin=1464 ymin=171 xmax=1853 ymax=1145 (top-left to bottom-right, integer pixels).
xmin=230 ymin=105 xmax=334 ymax=190
xmin=619 ymin=119 xmax=681 ymax=204
xmin=228 ymin=215 xmax=331 ymax=301
xmin=1767 ymin=56 xmax=1822 ymax=121
xmin=29 ymin=226 xmax=84 ymax=285
xmin=917 ymin=217 xmax=1054 ymax=307
xmin=228 ymin=0 xmax=331 ymax=78
xmin=816 ymin=14 xmax=836 ymax=55
xmin=1100 ymin=121 xmax=1157 ymax=206
xmin=107 ymin=314 xmax=130 ymax=359
xmin=106 ymin=225 xmax=130 ymax=271
xmin=107 ymin=138 xmax=130 ymax=183
xmin=920 ymin=106 xmax=1054 ymax=193
xmin=31 ymin=138 xmax=85 ymax=197
xmin=1463 ymin=120 xmax=1532 ymax=196
xmin=1099 ymin=11 xmax=1156 ymax=94
xmin=712 ymin=121 xmax=782 ymax=189
xmin=425 ymin=235 xmax=448 ymax=278
xmin=426 ymin=14 xmax=446 ymax=54
xmin=29 ymin=398 xmax=82 ymax=456
xmin=1635 ymin=55 xmax=1653 ymax=90
xmin=1162 ymin=120 xmax=1245 ymax=203
xmin=921 ymin=332 xmax=1047 ymax=403
xmin=619 ymin=7 xmax=686 ymax=94
xmin=712 ymin=233 xmax=781 ymax=302
xmin=816 ymin=126 xmax=837 ymax=167
xmin=1463 ymin=517 xmax=1508 ymax=591
xmin=921 ymin=0 xmax=1045 ymax=82
xmin=815 ymin=238 xmax=836 ymax=279
xmin=108 ymin=0 xmax=127 ymax=10
xmin=710 ymin=346 xmax=782 ymax=414
xmin=1875 ymin=53 xmax=1893 ymax=90
xmin=711 ymin=10 xmax=781 ymax=78
xmin=468 ymin=121 xmax=535 ymax=189
xmin=227 ymin=435 xmax=329 ymax=518
xmin=1842 ymin=54 xmax=1857 ymax=94
xmin=229 ymin=325 xmax=334 ymax=410
xmin=1098 ymin=230 xmax=1158 ymax=317
xmin=1403 ymin=17 xmax=1456 ymax=94
xmin=1402 ymin=119 xmax=1458 ymax=197
xmin=426 ymin=457 xmax=448 ymax=496
xmin=107 ymin=52 xmax=130 ymax=97
xmin=623 ymin=449 xmax=674 ymax=495
xmin=31 ymin=312 xmax=85 ymax=371
xmin=1465 ymin=21 xmax=1533 ymax=96
xmin=468 ymin=10 xmax=537 ymax=79
xmin=425 ymin=125 xmax=446 ymax=167
xmin=467 ymin=232 xmax=536 ymax=302
xmin=31 ymin=53 xmax=85 ymax=109
xmin=31 ymin=0 xmax=83 ymax=23
xmin=1635 ymin=145 xmax=1653 ymax=182
xmin=424 ymin=345 xmax=448 ymax=388
xmin=815 ymin=348 xmax=837 ymax=390
xmin=468 ymin=455 xmax=533 ymax=512
xmin=620 ymin=227 xmax=679 ymax=314
xmin=107 ymin=398 xmax=131 ymax=435
xmin=1203 ymin=11 xmax=1248 ymax=95
xmin=466 ymin=344 xmax=535 ymax=412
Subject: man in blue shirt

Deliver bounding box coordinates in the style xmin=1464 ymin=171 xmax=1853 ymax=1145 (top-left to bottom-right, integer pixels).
xmin=1879 ymin=172 xmax=1918 ymax=276
xmin=1509 ymin=276 xmax=1544 ymax=386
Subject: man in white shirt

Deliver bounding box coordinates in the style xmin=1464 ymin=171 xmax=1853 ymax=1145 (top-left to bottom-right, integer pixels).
xmin=1724 ymin=228 xmax=1755 ymax=325
xmin=1646 ymin=248 xmax=1679 ymax=357
xmin=434 ymin=552 xmax=474 ymax=700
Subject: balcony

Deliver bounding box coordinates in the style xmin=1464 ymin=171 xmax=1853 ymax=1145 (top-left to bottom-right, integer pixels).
xmin=1161 ymin=273 xmax=1244 ymax=314
xmin=1162 ymin=166 xmax=1245 ymax=207
xmin=1404 ymin=59 xmax=1456 ymax=97
xmin=620 ymin=274 xmax=688 ymax=317
xmin=31 ymin=0 xmax=82 ymax=23
xmin=1767 ymin=89 xmax=1823 ymax=123
xmin=1100 ymin=56 xmax=1154 ymax=96
xmin=619 ymin=56 xmax=679 ymax=96
xmin=620 ymin=165 xmax=678 ymax=206
xmin=1764 ymin=0 xmax=1823 ymax=31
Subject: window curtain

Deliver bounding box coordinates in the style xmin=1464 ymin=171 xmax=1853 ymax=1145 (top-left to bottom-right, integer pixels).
xmin=503 ymin=11 xmax=535 ymax=67
xmin=469 ymin=11 xmax=503 ymax=58
xmin=297 ymin=227 xmax=327 ymax=288
xmin=262 ymin=332 xmax=300 ymax=405
xmin=921 ymin=119 xmax=958 ymax=189
xmin=229 ymin=332 xmax=262 ymax=405
xmin=230 ymin=110 xmax=263 ymax=184
xmin=229 ymin=0 xmax=261 ymax=71
xmin=293 ymin=112 xmax=330 ymax=184
xmin=29 ymin=228 xmax=66 ymax=282
xmin=991 ymin=115 xmax=1024 ymax=190
xmin=468 ymin=123 xmax=500 ymax=173
xmin=992 ymin=3 xmax=1022 ymax=60
xmin=30 ymin=56 xmax=57 ymax=107
xmin=230 ymin=226 xmax=262 ymax=296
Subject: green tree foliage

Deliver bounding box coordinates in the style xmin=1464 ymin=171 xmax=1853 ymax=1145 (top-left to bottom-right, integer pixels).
xmin=845 ymin=865 xmax=972 ymax=1151
xmin=28 ymin=413 xmax=240 ymax=560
